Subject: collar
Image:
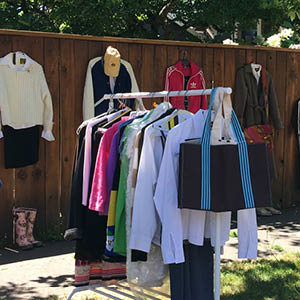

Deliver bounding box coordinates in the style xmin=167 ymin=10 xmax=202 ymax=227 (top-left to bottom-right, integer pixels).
xmin=0 ymin=52 xmax=33 ymax=71
xmin=173 ymin=60 xmax=201 ymax=77
xmin=244 ymin=64 xmax=253 ymax=73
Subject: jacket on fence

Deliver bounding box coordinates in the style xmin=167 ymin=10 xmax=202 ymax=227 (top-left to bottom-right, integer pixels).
xmin=164 ymin=60 xmax=207 ymax=113
xmin=233 ymin=64 xmax=283 ymax=180
xmin=233 ymin=64 xmax=283 ymax=129
xmin=0 ymin=52 xmax=54 ymax=141
xmin=83 ymin=57 xmax=145 ymax=121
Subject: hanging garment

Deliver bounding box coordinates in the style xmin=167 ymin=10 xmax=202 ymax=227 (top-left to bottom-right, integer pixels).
xmin=82 ymin=57 xmax=145 ymax=120
xmin=114 ymin=103 xmax=171 ymax=256
xmin=114 ymin=103 xmax=172 ymax=287
xmin=82 ymin=109 xmax=127 ymax=206
xmin=0 ymin=52 xmax=54 ymax=167
xmin=2 ymin=125 xmax=40 ymax=169
xmin=234 ymin=64 xmax=282 ymax=129
xmin=164 ymin=60 xmax=207 ymax=113
xmin=104 ymin=118 xmax=140 ymax=260
xmin=130 ymin=110 xmax=193 ymax=253
xmin=89 ymin=117 xmax=130 ymax=212
xmin=154 ymin=91 xmax=257 ymax=264
xmin=0 ymin=52 xmax=54 ymax=141
xmin=169 ymin=241 xmax=213 ymax=300
xmin=233 ymin=64 xmax=283 ymax=180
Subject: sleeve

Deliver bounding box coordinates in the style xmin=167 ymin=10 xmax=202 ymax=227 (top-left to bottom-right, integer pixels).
xmin=200 ymin=70 xmax=208 ymax=110
xmin=233 ymin=68 xmax=248 ymax=127
xmin=82 ymin=60 xmax=95 ymax=121
xmin=129 ymin=130 xmax=160 ymax=252
xmin=154 ymin=131 xmax=185 ymax=264
xmin=268 ymin=74 xmax=284 ymax=130
xmin=164 ymin=67 xmax=171 ymax=102
xmin=39 ymin=66 xmax=55 ymax=140
xmin=0 ymin=81 xmax=2 ymax=136
xmin=0 ymin=111 xmax=3 ymax=138
xmin=237 ymin=208 xmax=258 ymax=259
xmin=121 ymin=59 xmax=145 ymax=111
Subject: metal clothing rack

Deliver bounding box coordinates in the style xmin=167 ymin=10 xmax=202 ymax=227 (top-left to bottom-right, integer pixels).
xmin=66 ymin=87 xmax=232 ymax=300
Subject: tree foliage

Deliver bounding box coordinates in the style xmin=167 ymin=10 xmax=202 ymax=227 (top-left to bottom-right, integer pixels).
xmin=0 ymin=0 xmax=299 ymax=41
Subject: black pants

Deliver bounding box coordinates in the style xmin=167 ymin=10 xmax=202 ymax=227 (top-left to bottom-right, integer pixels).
xmin=169 ymin=241 xmax=214 ymax=300
xmin=3 ymin=125 xmax=40 ymax=168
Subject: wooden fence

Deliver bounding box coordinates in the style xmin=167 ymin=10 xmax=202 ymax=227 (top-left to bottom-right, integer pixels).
xmin=0 ymin=29 xmax=300 ymax=242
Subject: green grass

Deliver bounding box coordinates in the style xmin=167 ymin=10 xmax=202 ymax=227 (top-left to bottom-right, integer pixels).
xmin=221 ymin=252 xmax=300 ymax=300
xmin=271 ymin=244 xmax=285 ymax=253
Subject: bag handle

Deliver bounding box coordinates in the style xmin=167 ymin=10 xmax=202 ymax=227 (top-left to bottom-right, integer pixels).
xmin=200 ymin=87 xmax=255 ymax=210
xmin=210 ymin=89 xmax=233 ymax=144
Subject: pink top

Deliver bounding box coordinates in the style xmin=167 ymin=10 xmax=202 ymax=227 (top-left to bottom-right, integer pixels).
xmin=89 ymin=117 xmax=129 ymax=212
xmin=82 ymin=109 xmax=126 ymax=206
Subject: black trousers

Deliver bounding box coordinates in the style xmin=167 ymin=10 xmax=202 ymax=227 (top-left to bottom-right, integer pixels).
xmin=169 ymin=241 xmax=214 ymax=300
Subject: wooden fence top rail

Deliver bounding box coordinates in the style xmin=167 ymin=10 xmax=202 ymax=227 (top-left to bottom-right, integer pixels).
xmin=1 ymin=28 xmax=300 ymax=53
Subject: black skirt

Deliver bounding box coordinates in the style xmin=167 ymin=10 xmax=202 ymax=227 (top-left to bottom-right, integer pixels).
xmin=3 ymin=125 xmax=40 ymax=169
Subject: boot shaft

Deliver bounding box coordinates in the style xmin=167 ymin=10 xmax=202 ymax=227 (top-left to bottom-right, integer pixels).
xmin=12 ymin=208 xmax=33 ymax=250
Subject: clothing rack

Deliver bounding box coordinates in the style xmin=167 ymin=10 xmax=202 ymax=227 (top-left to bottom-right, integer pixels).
xmin=102 ymin=88 xmax=232 ymax=100
xmin=67 ymin=87 xmax=232 ymax=300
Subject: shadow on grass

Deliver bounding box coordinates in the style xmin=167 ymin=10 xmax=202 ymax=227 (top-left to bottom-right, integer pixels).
xmin=221 ymin=254 xmax=300 ymax=300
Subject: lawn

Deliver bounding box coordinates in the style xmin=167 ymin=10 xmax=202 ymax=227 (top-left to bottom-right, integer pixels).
xmin=221 ymin=252 xmax=300 ymax=300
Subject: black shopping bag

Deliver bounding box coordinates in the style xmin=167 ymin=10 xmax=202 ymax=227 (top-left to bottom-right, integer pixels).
xmin=178 ymin=140 xmax=272 ymax=212
xmin=178 ymin=87 xmax=272 ymax=212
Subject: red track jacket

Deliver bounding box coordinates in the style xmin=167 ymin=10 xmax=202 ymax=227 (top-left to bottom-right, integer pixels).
xmin=164 ymin=60 xmax=207 ymax=113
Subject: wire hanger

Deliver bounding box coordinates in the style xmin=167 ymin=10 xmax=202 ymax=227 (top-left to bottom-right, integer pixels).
xmin=180 ymin=50 xmax=190 ymax=68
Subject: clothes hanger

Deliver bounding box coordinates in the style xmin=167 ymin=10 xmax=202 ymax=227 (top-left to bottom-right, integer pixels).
xmin=180 ymin=50 xmax=190 ymax=68
xmin=101 ymin=107 xmax=132 ymax=129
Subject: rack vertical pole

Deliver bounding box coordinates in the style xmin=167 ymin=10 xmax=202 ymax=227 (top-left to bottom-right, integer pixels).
xmin=214 ymin=212 xmax=221 ymax=300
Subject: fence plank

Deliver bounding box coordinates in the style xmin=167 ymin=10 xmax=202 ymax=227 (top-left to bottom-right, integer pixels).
xmin=12 ymin=36 xmax=46 ymax=232
xmin=273 ymin=51 xmax=287 ymax=208
xmin=88 ymin=40 xmax=103 ymax=60
xmin=246 ymin=49 xmax=257 ymax=64
xmin=128 ymin=44 xmax=142 ymax=90
xmin=74 ymin=40 xmax=89 ymax=127
xmin=0 ymin=35 xmax=14 ymax=244
xmin=153 ymin=45 xmax=167 ymax=103
xmin=256 ymin=50 xmax=267 ymax=67
xmin=44 ymin=38 xmax=61 ymax=233
xmin=167 ymin=46 xmax=179 ymax=67
xmin=190 ymin=47 xmax=203 ymax=70
xmin=202 ymin=48 xmax=214 ymax=89
xmin=60 ymin=39 xmax=76 ymax=229
xmin=283 ymin=53 xmax=299 ymax=207
xmin=213 ymin=48 xmax=225 ymax=87
xmin=116 ymin=43 xmax=129 ymax=61
xmin=235 ymin=49 xmax=246 ymax=69
xmin=224 ymin=49 xmax=236 ymax=105
xmin=141 ymin=44 xmax=155 ymax=97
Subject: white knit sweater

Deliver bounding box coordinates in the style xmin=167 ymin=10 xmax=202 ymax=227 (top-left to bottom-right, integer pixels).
xmin=0 ymin=52 xmax=54 ymax=141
